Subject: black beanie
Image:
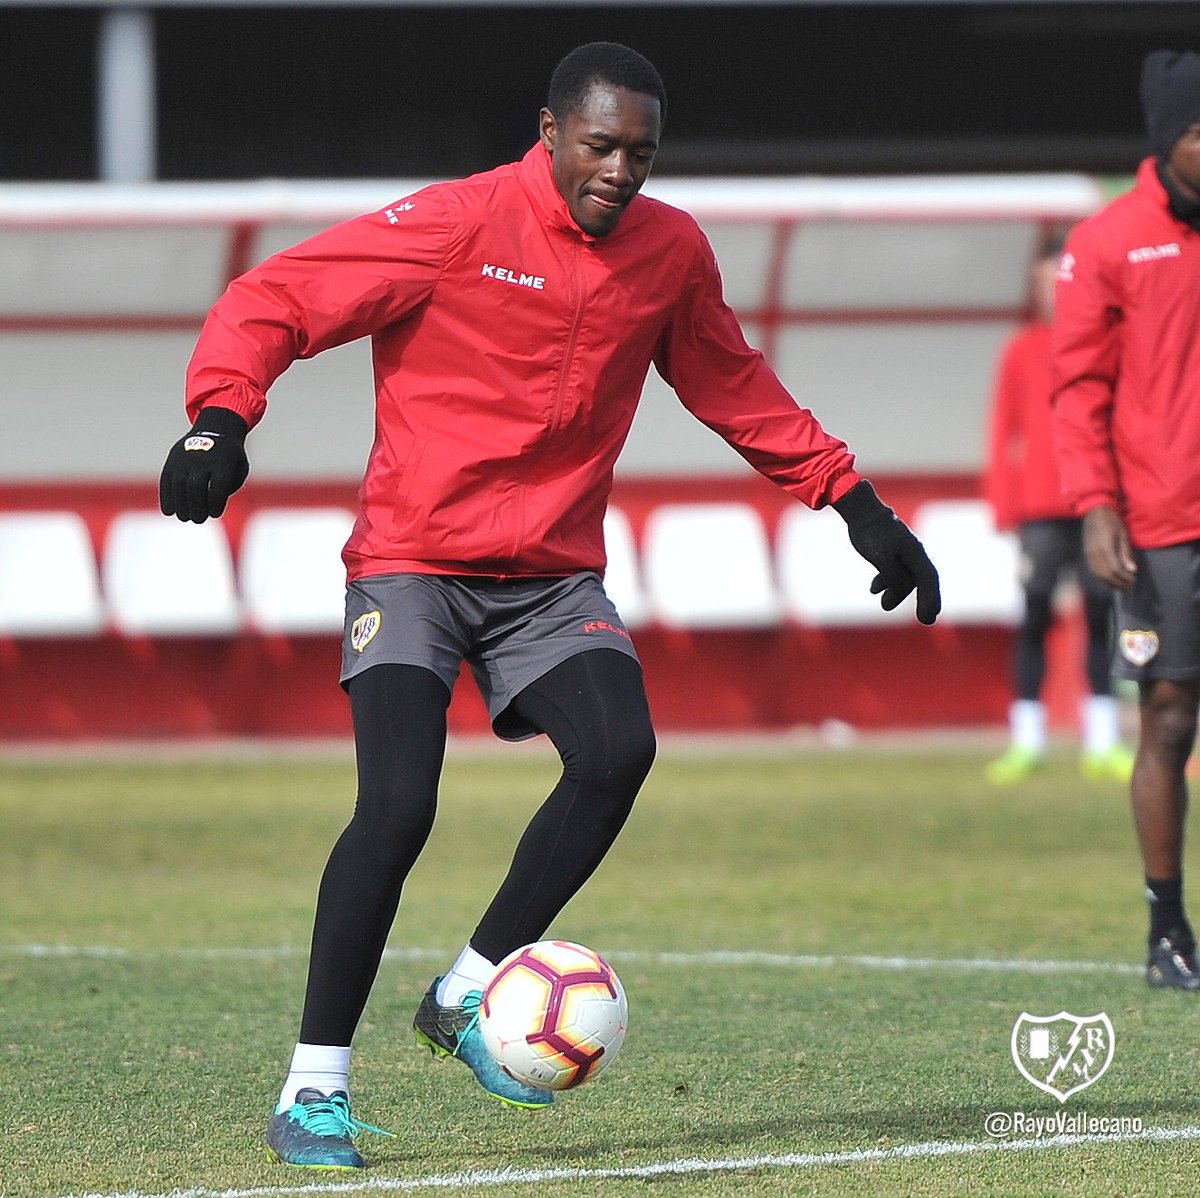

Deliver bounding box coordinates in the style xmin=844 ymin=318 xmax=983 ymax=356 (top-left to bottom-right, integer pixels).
xmin=1140 ymin=49 xmax=1200 ymax=159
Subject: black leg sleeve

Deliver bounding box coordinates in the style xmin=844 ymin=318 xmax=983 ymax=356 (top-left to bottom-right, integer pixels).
xmin=470 ymin=648 xmax=656 ymax=963
xmin=298 ymin=663 xmax=450 ymax=1046
xmin=1081 ymin=572 xmax=1118 ymax=697
xmin=1015 ymin=587 xmax=1055 ymax=700
xmin=1013 ymin=520 xmax=1069 ymax=702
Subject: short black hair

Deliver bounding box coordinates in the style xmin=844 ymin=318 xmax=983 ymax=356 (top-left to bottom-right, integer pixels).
xmin=547 ymin=42 xmax=666 ymax=123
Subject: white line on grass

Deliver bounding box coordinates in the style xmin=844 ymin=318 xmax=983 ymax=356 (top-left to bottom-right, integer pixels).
xmin=0 ymin=944 xmax=441 ymax=961
xmin=54 ymin=1125 xmax=1200 ymax=1198
xmin=1 ymin=943 xmax=1144 ymax=974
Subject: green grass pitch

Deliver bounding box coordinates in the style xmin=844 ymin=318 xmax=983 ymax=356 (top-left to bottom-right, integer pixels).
xmin=3 ymin=744 xmax=1199 ymax=1196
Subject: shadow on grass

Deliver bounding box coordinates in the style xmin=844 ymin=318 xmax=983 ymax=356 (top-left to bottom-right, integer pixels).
xmin=449 ymin=1097 xmax=1200 ymax=1172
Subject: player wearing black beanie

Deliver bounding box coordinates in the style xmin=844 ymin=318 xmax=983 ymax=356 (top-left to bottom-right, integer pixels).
xmin=1140 ymin=50 xmax=1200 ymax=228
xmin=1140 ymin=49 xmax=1200 ymax=159
xmin=1055 ymin=49 xmax=1200 ymax=993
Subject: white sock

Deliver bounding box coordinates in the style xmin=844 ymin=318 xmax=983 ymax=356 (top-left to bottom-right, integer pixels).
xmin=1082 ymin=694 xmax=1121 ymax=754
xmin=1010 ymin=699 xmax=1047 ymax=753
xmin=278 ymin=1043 xmax=351 ymax=1110
xmin=436 ymin=945 xmax=497 ymax=1007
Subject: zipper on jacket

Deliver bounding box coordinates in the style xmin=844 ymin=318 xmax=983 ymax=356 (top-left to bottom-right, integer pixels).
xmin=511 ymin=239 xmax=588 ymax=563
xmin=550 ymin=240 xmax=588 ymax=435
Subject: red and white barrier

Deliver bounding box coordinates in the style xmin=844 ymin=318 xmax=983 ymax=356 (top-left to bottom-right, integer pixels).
xmin=0 ymin=475 xmax=1092 ymax=741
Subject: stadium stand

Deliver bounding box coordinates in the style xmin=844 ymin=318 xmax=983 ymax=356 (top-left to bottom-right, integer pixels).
xmin=642 ymin=503 xmax=782 ymax=629
xmin=600 ymin=508 xmax=650 ymax=631
xmin=912 ymin=500 xmax=1023 ymax=625
xmin=775 ymin=506 xmax=900 ymax=627
xmin=239 ymin=507 xmax=356 ymax=635
xmin=102 ymin=512 xmax=241 ymax=635
xmin=0 ymin=511 xmax=105 ymax=636
xmin=0 ymin=174 xmax=1106 ymax=738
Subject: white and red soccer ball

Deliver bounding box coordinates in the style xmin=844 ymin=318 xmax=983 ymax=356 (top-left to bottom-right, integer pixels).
xmin=478 ymin=940 xmax=627 ymax=1091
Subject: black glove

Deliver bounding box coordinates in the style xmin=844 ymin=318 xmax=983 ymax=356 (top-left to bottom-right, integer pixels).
xmin=159 ymin=406 xmax=250 ymax=523
xmin=833 ymin=480 xmax=941 ymax=625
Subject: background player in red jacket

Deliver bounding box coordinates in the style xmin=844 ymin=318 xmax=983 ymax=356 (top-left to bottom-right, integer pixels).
xmin=983 ymin=232 xmax=1133 ymax=785
xmin=1054 ymin=49 xmax=1200 ymax=991
xmin=159 ymin=43 xmax=940 ymax=1167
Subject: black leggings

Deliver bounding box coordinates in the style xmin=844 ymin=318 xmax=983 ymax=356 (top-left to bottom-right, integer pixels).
xmin=298 ymin=649 xmax=656 ymax=1046
xmin=1015 ymin=518 xmax=1116 ymax=700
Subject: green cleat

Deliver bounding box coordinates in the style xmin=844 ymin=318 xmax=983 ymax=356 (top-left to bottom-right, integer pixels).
xmin=413 ymin=977 xmax=553 ymax=1109
xmin=265 ymin=1088 xmax=392 ymax=1170
xmin=985 ymin=746 xmax=1047 ymax=785
xmin=1079 ymin=745 xmax=1135 ymax=784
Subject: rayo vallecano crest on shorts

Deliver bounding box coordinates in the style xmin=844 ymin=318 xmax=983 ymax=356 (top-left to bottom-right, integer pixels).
xmin=350 ymin=610 xmax=382 ymax=653
xmin=1010 ymin=1011 xmax=1115 ymax=1103
xmin=1119 ymin=628 xmax=1159 ymax=667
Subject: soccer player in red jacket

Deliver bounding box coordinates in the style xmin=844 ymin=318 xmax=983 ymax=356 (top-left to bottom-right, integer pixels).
xmin=159 ymin=43 xmax=940 ymax=1167
xmin=983 ymin=232 xmax=1132 ymax=785
xmin=1054 ymin=49 xmax=1200 ymax=992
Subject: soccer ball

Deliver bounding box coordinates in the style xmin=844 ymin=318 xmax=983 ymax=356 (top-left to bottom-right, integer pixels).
xmin=479 ymin=940 xmax=627 ymax=1091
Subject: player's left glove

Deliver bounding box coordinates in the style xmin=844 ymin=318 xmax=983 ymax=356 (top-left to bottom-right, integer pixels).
xmin=833 ymin=480 xmax=941 ymax=625
xmin=159 ymin=406 xmax=250 ymax=524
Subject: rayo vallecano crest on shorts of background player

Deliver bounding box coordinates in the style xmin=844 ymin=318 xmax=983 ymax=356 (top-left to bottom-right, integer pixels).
xmin=1010 ymin=1011 xmax=1115 ymax=1103
xmin=1119 ymin=628 xmax=1159 ymax=667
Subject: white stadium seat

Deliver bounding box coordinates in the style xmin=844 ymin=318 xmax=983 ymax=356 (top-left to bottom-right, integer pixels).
xmin=912 ymin=499 xmax=1022 ymax=624
xmin=102 ymin=511 xmax=241 ymax=635
xmin=239 ymin=507 xmax=355 ymax=634
xmin=641 ymin=502 xmax=782 ymax=628
xmin=776 ymin=506 xmax=903 ymax=626
xmin=0 ymin=511 xmax=106 ymax=635
xmin=601 ymin=507 xmax=649 ymax=629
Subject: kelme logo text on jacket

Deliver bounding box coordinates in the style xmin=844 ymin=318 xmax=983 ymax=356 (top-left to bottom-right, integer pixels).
xmin=481 ymin=263 xmax=546 ymax=290
xmin=1127 ymin=242 xmax=1180 ymax=264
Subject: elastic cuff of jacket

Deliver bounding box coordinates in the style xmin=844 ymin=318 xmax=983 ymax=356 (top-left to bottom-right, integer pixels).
xmin=832 ymin=479 xmax=892 ymax=527
xmin=191 ymin=406 xmax=249 ymax=441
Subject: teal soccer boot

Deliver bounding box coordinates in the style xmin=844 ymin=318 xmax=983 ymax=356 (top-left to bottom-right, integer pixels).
xmin=266 ymin=1088 xmax=392 ymax=1169
xmin=413 ymin=977 xmax=553 ymax=1109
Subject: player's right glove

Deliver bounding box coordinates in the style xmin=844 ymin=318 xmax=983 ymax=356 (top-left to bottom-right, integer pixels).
xmin=833 ymin=480 xmax=941 ymax=625
xmin=159 ymin=406 xmax=250 ymax=523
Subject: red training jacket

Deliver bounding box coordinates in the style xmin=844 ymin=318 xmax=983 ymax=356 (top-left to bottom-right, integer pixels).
xmin=983 ymin=321 xmax=1074 ymax=530
xmin=1052 ymin=157 xmax=1200 ymax=549
xmin=186 ymin=144 xmax=860 ymax=580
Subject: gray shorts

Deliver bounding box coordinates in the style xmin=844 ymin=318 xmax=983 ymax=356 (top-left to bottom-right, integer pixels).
xmin=1113 ymin=541 xmax=1200 ymax=683
xmin=340 ymin=572 xmax=641 ymax=739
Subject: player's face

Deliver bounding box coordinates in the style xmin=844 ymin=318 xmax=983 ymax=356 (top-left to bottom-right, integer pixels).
xmin=1166 ymin=123 xmax=1200 ymax=199
xmin=539 ymin=83 xmax=661 ymax=237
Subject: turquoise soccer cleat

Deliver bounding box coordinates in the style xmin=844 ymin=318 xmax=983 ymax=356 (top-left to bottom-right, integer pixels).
xmin=413 ymin=977 xmax=553 ymax=1109
xmin=265 ymin=1088 xmax=392 ymax=1170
